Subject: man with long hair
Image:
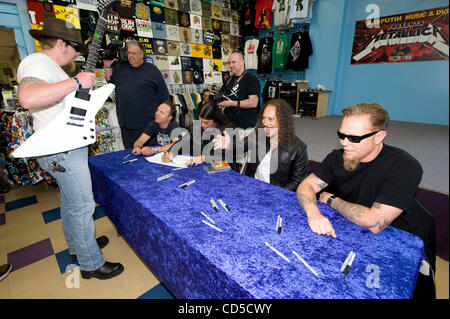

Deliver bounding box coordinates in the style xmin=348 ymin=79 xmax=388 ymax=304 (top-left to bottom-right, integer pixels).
xmin=214 ymin=99 xmax=308 ymax=191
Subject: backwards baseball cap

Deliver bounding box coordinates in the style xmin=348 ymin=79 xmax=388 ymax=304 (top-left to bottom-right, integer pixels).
xmin=29 ymin=17 xmax=87 ymax=54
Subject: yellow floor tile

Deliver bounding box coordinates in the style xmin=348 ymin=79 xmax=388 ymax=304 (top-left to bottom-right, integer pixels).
xmin=8 ymin=256 xmax=68 ymax=298
xmin=0 ymin=274 xmax=9 ymax=298
xmin=4 ymin=183 xmax=48 ymax=202
xmin=436 ymin=256 xmax=449 ymax=299
xmin=6 ymin=222 xmax=50 ymax=253
xmin=4 ymin=205 xmax=44 ymax=231
xmin=63 ymin=266 xmax=134 ymax=299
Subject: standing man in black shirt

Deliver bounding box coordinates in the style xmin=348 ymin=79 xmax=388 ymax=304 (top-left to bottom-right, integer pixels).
xmin=296 ymin=103 xmax=436 ymax=299
xmin=219 ymin=50 xmax=260 ymax=129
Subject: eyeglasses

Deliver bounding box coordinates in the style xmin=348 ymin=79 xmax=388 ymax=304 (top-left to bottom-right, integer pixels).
xmin=64 ymin=40 xmax=79 ymax=52
xmin=337 ymin=130 xmax=379 ymax=143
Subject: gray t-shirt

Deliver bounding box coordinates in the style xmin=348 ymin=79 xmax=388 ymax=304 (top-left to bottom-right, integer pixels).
xmin=143 ymin=120 xmax=180 ymax=146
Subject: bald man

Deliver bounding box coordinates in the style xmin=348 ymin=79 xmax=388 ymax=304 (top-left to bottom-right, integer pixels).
xmin=219 ymin=50 xmax=260 ymax=129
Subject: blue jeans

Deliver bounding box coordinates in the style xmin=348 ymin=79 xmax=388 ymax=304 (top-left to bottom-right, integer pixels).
xmin=37 ymin=146 xmax=104 ymax=271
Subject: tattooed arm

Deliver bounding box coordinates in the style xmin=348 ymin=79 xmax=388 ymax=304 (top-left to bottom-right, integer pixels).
xmin=18 ymin=72 xmax=95 ymax=109
xmin=297 ymin=173 xmax=337 ymax=238
xmin=319 ymin=192 xmax=403 ymax=234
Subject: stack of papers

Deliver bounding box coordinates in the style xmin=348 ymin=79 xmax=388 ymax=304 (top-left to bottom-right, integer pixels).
xmin=145 ymin=153 xmax=192 ymax=168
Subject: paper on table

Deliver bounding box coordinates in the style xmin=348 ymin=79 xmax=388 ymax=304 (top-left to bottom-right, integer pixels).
xmin=144 ymin=152 xmax=193 ymax=168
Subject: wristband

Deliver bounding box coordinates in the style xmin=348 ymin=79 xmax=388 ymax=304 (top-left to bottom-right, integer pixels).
xmin=237 ymin=100 xmax=240 ymax=108
xmin=154 ymin=147 xmax=159 ymax=154
xmin=73 ymin=77 xmax=82 ymax=90
xmin=327 ymin=195 xmax=337 ymax=206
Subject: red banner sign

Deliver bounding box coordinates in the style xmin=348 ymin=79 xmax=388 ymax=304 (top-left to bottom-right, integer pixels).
xmin=351 ymin=6 xmax=449 ymax=64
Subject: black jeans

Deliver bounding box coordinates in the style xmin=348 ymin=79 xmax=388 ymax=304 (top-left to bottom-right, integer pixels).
xmin=120 ymin=127 xmax=144 ymax=149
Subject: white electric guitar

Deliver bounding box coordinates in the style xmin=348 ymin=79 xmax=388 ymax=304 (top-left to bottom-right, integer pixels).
xmin=12 ymin=0 xmax=118 ymax=158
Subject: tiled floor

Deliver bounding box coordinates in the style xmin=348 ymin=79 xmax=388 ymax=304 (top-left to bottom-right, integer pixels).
xmin=0 ymin=182 xmax=174 ymax=299
xmin=0 ymin=182 xmax=448 ymax=299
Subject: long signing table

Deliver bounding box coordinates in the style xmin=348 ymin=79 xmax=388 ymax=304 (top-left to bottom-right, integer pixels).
xmin=89 ymin=150 xmax=424 ymax=299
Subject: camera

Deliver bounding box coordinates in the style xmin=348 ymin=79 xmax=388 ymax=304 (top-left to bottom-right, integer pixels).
xmin=100 ymin=34 xmax=128 ymax=67
xmin=209 ymin=90 xmax=228 ymax=104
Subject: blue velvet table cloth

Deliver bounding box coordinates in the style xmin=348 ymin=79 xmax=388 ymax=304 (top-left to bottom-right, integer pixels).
xmin=88 ymin=150 xmax=424 ymax=299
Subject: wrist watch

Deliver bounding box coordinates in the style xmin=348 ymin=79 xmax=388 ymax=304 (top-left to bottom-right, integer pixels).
xmin=327 ymin=195 xmax=337 ymax=206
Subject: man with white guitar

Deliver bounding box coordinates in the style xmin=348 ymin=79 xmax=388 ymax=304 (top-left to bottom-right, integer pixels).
xmin=17 ymin=17 xmax=124 ymax=280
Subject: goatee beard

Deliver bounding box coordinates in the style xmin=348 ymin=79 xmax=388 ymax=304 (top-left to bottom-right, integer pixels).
xmin=343 ymin=153 xmax=360 ymax=172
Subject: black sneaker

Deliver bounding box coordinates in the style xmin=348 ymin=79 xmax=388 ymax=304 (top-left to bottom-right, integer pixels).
xmin=70 ymin=236 xmax=110 ymax=263
xmin=0 ymin=264 xmax=12 ymax=281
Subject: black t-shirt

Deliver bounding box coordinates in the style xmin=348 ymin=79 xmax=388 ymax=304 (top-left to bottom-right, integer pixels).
xmin=143 ymin=121 xmax=180 ymax=146
xmin=314 ymin=144 xmax=422 ymax=212
xmin=257 ymin=37 xmax=274 ymax=74
xmin=220 ymin=72 xmax=261 ymax=129
xmin=286 ymin=31 xmax=313 ymax=71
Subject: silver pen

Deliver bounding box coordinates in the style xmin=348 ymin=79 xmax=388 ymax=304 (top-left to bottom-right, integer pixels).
xmin=210 ymin=197 xmax=219 ymax=212
xmin=157 ymin=173 xmax=174 ymax=181
xmin=218 ymin=199 xmax=230 ymax=212
xmin=179 ymin=179 xmax=195 ymax=188
xmin=122 ymin=158 xmax=138 ymax=164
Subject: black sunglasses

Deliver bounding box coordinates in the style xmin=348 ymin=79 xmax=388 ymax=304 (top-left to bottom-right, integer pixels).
xmin=337 ymin=130 xmax=379 ymax=143
xmin=64 ymin=40 xmax=80 ymax=51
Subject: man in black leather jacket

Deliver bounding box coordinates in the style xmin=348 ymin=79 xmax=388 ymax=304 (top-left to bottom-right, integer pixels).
xmin=215 ymin=99 xmax=308 ymax=191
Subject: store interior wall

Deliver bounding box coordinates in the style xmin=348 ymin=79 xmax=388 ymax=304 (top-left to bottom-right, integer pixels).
xmin=308 ymin=0 xmax=449 ymax=125
xmin=1 ymin=0 xmax=449 ymax=125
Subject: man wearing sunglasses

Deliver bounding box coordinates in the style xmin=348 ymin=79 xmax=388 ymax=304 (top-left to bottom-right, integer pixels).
xmin=296 ymin=103 xmax=436 ymax=299
xmin=17 ymin=17 xmax=124 ymax=280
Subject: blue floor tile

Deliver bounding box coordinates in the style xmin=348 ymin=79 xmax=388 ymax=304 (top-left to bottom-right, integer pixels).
xmin=55 ymin=248 xmax=79 ymax=274
xmin=138 ymin=283 xmax=175 ymax=299
xmin=42 ymin=206 xmax=105 ymax=224
xmin=5 ymin=195 xmax=38 ymax=212
xmin=42 ymin=207 xmax=61 ymax=224
xmin=93 ymin=206 xmax=105 ymax=220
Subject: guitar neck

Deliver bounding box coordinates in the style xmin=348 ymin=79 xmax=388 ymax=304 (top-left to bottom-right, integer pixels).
xmin=83 ymin=16 xmax=107 ymax=73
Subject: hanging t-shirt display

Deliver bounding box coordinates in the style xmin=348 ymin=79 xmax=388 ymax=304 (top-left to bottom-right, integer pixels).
xmin=244 ymin=39 xmax=259 ymax=70
xmin=272 ymin=34 xmax=290 ymax=71
xmin=241 ymin=0 xmax=257 ymax=36
xmin=286 ymin=31 xmax=313 ymax=71
xmin=150 ymin=5 xmax=165 ymax=23
xmin=272 ymin=0 xmax=291 ymax=30
xmin=262 ymin=80 xmax=281 ymax=103
xmin=290 ymin=0 xmax=309 ymax=19
xmin=254 ymin=0 xmax=273 ymax=29
xmin=177 ymin=0 xmax=190 ymax=13
xmin=257 ymin=37 xmax=273 ymax=74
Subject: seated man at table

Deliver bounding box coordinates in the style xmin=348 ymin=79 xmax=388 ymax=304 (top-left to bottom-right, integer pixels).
xmin=162 ymin=101 xmax=235 ymax=166
xmin=132 ymin=101 xmax=180 ymax=156
xmin=213 ymin=98 xmax=309 ymax=191
xmin=296 ymin=103 xmax=436 ymax=299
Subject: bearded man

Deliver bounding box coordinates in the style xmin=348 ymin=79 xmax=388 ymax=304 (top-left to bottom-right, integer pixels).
xmin=296 ymin=103 xmax=436 ymax=299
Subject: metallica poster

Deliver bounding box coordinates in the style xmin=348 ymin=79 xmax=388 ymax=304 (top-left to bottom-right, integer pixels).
xmin=351 ymin=6 xmax=449 ymax=64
